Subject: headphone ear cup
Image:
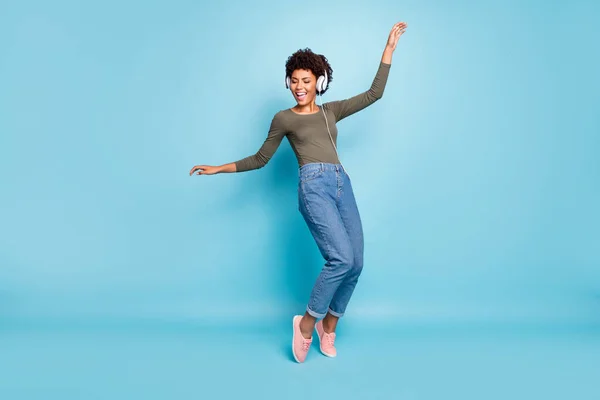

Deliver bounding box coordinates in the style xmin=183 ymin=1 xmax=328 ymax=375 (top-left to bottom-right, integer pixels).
xmin=285 ymin=76 xmax=290 ymax=89
xmin=316 ymin=71 xmax=328 ymax=93
xmin=317 ymin=75 xmax=325 ymax=93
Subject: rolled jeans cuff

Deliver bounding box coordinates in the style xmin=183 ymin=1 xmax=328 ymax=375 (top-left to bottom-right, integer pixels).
xmin=306 ymin=306 xmax=327 ymax=319
xmin=328 ymin=308 xmax=344 ymax=318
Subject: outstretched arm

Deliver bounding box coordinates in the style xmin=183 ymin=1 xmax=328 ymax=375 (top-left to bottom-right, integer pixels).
xmin=190 ymin=113 xmax=287 ymax=176
xmin=325 ymin=21 xmax=407 ymax=122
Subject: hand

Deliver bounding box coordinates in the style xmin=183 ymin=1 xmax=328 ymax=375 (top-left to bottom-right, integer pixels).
xmin=189 ymin=165 xmax=220 ymax=176
xmin=386 ymin=21 xmax=407 ymax=51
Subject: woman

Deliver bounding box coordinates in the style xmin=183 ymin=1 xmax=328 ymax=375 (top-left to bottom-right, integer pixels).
xmin=190 ymin=21 xmax=407 ymax=363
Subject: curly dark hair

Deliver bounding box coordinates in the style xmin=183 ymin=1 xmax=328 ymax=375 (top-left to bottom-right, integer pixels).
xmin=285 ymin=48 xmax=333 ymax=94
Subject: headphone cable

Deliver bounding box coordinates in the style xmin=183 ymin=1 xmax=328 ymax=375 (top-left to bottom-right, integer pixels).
xmin=318 ymin=93 xmax=346 ymax=175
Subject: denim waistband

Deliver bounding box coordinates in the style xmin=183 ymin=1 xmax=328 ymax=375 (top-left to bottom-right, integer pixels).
xmin=299 ymin=162 xmax=344 ymax=174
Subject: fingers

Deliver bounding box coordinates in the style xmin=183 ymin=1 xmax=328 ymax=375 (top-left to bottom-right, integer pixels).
xmin=391 ymin=21 xmax=407 ymax=41
xmin=189 ymin=165 xmax=206 ymax=176
xmin=392 ymin=21 xmax=407 ymax=33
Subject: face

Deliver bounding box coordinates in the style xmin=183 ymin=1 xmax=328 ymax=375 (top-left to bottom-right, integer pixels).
xmin=289 ymin=69 xmax=317 ymax=105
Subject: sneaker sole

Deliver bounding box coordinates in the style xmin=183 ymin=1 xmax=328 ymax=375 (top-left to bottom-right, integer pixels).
xmin=292 ymin=316 xmax=302 ymax=363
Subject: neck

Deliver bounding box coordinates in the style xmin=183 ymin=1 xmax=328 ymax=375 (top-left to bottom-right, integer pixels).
xmin=293 ymin=100 xmax=319 ymax=114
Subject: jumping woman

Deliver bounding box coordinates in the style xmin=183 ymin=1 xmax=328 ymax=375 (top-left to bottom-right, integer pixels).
xmin=190 ymin=21 xmax=407 ymax=363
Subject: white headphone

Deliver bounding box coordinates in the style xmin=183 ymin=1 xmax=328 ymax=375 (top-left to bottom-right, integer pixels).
xmin=285 ymin=71 xmax=329 ymax=94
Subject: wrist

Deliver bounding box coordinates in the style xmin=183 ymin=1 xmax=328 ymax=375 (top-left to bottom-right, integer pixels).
xmin=382 ymin=46 xmax=394 ymax=64
xmin=218 ymin=163 xmax=236 ymax=173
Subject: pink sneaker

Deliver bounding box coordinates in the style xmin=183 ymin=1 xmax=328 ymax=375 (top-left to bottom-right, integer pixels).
xmin=315 ymin=320 xmax=337 ymax=357
xmin=292 ymin=315 xmax=312 ymax=363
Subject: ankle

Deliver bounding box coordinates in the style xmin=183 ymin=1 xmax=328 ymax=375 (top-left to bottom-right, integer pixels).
xmin=322 ymin=319 xmax=336 ymax=334
xmin=299 ymin=317 xmax=315 ymax=339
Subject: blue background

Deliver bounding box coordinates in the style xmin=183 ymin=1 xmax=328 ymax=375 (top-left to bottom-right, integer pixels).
xmin=1 ymin=0 xmax=599 ymax=399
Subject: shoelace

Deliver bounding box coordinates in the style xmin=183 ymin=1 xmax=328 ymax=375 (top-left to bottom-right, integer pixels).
xmin=302 ymin=340 xmax=311 ymax=351
xmin=324 ymin=332 xmax=336 ymax=347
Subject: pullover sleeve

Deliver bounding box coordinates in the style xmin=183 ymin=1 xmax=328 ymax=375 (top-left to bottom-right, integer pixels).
xmin=325 ymin=62 xmax=391 ymax=122
xmin=234 ymin=112 xmax=287 ymax=172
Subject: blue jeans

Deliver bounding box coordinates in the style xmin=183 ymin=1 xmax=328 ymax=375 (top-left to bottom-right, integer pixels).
xmin=298 ymin=162 xmax=364 ymax=319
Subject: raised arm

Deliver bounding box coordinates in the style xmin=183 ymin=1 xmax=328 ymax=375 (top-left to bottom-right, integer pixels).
xmin=190 ymin=112 xmax=287 ymax=176
xmin=324 ymin=62 xmax=390 ymax=122
xmin=325 ymin=21 xmax=407 ymax=122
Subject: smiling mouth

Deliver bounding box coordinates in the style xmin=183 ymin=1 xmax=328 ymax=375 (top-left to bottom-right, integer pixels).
xmin=296 ymin=92 xmax=307 ymax=100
